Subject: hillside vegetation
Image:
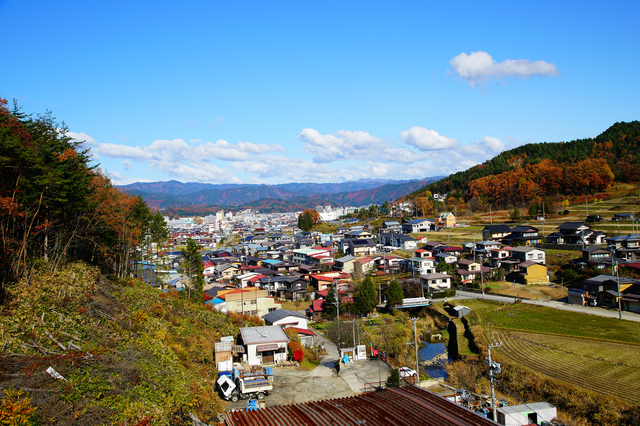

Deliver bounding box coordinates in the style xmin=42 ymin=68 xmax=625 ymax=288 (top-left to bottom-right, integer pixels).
xmin=0 ymin=262 xmax=259 ymax=425
xmin=409 ymin=121 xmax=640 ymax=209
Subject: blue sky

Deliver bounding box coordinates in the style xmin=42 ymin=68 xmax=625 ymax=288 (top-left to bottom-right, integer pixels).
xmin=2 ymin=1 xmax=639 ymax=185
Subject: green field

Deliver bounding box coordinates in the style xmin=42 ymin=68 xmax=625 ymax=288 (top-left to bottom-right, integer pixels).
xmin=459 ymin=300 xmax=640 ymax=404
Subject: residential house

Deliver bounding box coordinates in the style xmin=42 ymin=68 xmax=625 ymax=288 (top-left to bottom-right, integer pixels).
xmin=334 ymin=255 xmax=357 ymax=273
xmin=218 ymin=263 xmax=242 ymax=282
xmin=481 ymin=224 xmax=512 ymax=241
xmin=239 ymin=326 xmax=289 ymax=365
xmin=437 ymin=212 xmax=456 ymax=228
xmin=435 ymin=252 xmax=457 ymax=264
xmin=381 ymin=220 xmax=401 ymax=232
xmin=402 ymin=219 xmax=435 ymax=234
xmin=414 ymin=248 xmax=434 ymax=258
xmin=569 ymin=246 xmax=614 ymax=269
xmin=488 ymin=247 xmax=511 ymax=268
xmin=353 ymin=256 xmax=377 ymax=275
xmin=569 ymin=274 xmax=638 ymax=308
xmin=546 ymin=222 xmax=606 ymax=245
xmin=263 ymin=309 xmax=309 ymax=329
xmin=473 ymin=241 xmax=501 ymax=257
xmin=607 ymin=234 xmax=640 ymax=260
xmin=379 ymin=232 xmax=418 ymax=250
xmin=509 ymin=246 xmax=546 ymax=264
xmin=308 ymin=272 xmax=350 ymax=291
xmin=344 ymin=229 xmax=374 ymax=239
xmin=420 ymin=272 xmax=452 ymax=292
xmin=504 ymin=225 xmax=542 ymax=245
xmin=259 ymin=276 xmax=308 ymax=300
xmin=507 ymin=261 xmax=549 ymax=285
xmin=347 ymin=238 xmax=377 ymax=257
xmin=292 ymin=248 xmax=331 ymax=265
xmin=307 ymin=299 xmax=325 ymax=321
xmin=406 ymin=257 xmax=436 ymax=276
xmin=218 ymin=288 xmax=280 ymax=317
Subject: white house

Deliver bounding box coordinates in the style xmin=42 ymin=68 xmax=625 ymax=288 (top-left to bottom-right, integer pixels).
xmin=509 ymin=246 xmax=546 ymax=264
xmin=239 ymin=326 xmax=290 ymax=366
xmin=263 ymin=309 xmax=309 ymax=330
xmin=420 ymin=273 xmax=452 ymax=292
xmin=407 ymin=257 xmax=436 ymax=276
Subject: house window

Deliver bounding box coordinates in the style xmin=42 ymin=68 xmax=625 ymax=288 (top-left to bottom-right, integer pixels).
xmin=268 ymin=308 xmax=277 ymax=312
xmin=538 ymin=254 xmax=544 ymax=259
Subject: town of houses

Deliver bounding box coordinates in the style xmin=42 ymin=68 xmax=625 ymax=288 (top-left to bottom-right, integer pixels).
xmin=143 ymin=203 xmax=640 ymax=424
xmin=152 ymin=204 xmax=640 ymax=330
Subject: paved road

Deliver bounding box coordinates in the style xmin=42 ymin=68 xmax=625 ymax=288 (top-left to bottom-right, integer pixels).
xmin=451 ymin=290 xmax=640 ymax=322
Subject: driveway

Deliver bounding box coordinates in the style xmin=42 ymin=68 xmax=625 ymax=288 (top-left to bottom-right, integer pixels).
xmin=226 ymin=332 xmax=392 ymax=410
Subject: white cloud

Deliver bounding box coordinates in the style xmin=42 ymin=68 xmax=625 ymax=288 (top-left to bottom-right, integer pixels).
xmin=480 ymin=136 xmax=506 ymax=152
xmin=450 ymin=51 xmax=561 ymax=87
xmin=119 ymin=135 xmax=127 ymax=142
xmin=400 ymin=127 xmax=459 ymax=150
xmin=299 ymin=128 xmax=419 ymax=164
xmin=187 ymin=120 xmax=196 ymax=125
xmin=123 ymin=159 xmax=133 ymax=170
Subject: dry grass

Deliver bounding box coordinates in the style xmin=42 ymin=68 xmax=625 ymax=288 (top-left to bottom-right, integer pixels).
xmin=486 ymin=281 xmax=565 ymax=300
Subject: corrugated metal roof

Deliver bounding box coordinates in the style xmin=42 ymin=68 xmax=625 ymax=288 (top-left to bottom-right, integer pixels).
xmin=222 ymin=385 xmax=497 ymax=426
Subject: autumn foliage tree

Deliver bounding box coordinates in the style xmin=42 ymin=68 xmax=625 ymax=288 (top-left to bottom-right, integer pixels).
xmin=297 ymin=208 xmax=321 ymax=231
xmin=0 ymin=98 xmax=164 ymax=302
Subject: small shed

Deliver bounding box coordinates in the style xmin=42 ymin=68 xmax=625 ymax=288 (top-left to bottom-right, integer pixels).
xmin=214 ymin=336 xmax=245 ymax=370
xmin=340 ymin=347 xmax=356 ymax=364
xmin=453 ymin=305 xmax=471 ymax=318
xmin=496 ymin=402 xmax=557 ymax=426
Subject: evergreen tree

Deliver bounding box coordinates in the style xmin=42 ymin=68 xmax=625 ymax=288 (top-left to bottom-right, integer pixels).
xmin=386 ymin=368 xmax=401 ymax=388
xmin=355 ymin=276 xmax=378 ymax=316
xmin=325 ymin=285 xmax=342 ymax=318
xmin=181 ymin=238 xmax=204 ymax=301
xmin=385 ymin=279 xmax=404 ymax=311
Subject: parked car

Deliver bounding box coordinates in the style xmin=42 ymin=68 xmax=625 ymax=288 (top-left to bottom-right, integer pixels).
xmin=399 ymin=367 xmax=417 ymax=378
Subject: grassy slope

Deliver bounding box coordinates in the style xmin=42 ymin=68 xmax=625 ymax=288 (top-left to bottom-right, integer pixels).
xmin=0 ymin=262 xmax=261 ymax=425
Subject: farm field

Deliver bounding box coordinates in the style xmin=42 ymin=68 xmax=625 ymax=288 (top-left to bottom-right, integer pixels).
xmin=488 ymin=329 xmax=640 ymax=404
xmin=459 ymin=300 xmax=640 ymax=404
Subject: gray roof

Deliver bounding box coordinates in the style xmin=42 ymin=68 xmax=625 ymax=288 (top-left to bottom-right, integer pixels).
xmin=240 ymin=326 xmax=290 ymax=345
xmin=336 ymin=255 xmax=356 ymax=263
xmin=263 ymin=309 xmax=307 ymax=324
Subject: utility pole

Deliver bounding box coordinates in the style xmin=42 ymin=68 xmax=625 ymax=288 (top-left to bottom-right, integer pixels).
xmin=616 ymin=260 xmax=622 ymax=320
xmin=513 ymin=281 xmax=517 ymax=303
xmin=489 ymin=204 xmax=492 ymax=224
xmin=487 ymin=342 xmax=502 ymax=422
xmin=480 ymin=254 xmax=485 ymax=299
xmin=333 ymin=283 xmax=341 ymax=348
xmin=352 ymin=321 xmax=356 ymax=348
xmin=411 ymin=317 xmax=420 ymax=384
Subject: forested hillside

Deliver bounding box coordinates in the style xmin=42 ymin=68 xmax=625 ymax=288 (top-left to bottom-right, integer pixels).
xmin=0 ymin=98 xmax=165 ymax=301
xmin=408 ymin=121 xmax=640 ymax=209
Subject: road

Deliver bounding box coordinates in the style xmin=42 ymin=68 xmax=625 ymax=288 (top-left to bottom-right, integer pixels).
xmin=451 ymin=290 xmax=640 ymax=322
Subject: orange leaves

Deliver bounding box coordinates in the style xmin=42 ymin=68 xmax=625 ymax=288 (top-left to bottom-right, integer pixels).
xmin=56 ymin=147 xmax=77 ymax=161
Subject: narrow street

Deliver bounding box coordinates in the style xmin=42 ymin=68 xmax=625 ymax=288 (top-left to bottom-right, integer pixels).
xmin=452 ymin=290 xmax=640 ymax=322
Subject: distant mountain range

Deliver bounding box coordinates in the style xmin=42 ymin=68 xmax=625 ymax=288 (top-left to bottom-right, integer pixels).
xmin=117 ymin=177 xmax=443 ymax=211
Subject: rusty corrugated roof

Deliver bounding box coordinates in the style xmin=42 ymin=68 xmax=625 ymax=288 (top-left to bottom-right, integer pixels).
xmin=223 ymin=385 xmax=498 ymax=426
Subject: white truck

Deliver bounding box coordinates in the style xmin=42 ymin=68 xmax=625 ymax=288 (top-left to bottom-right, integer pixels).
xmin=216 ymin=368 xmax=273 ymax=403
